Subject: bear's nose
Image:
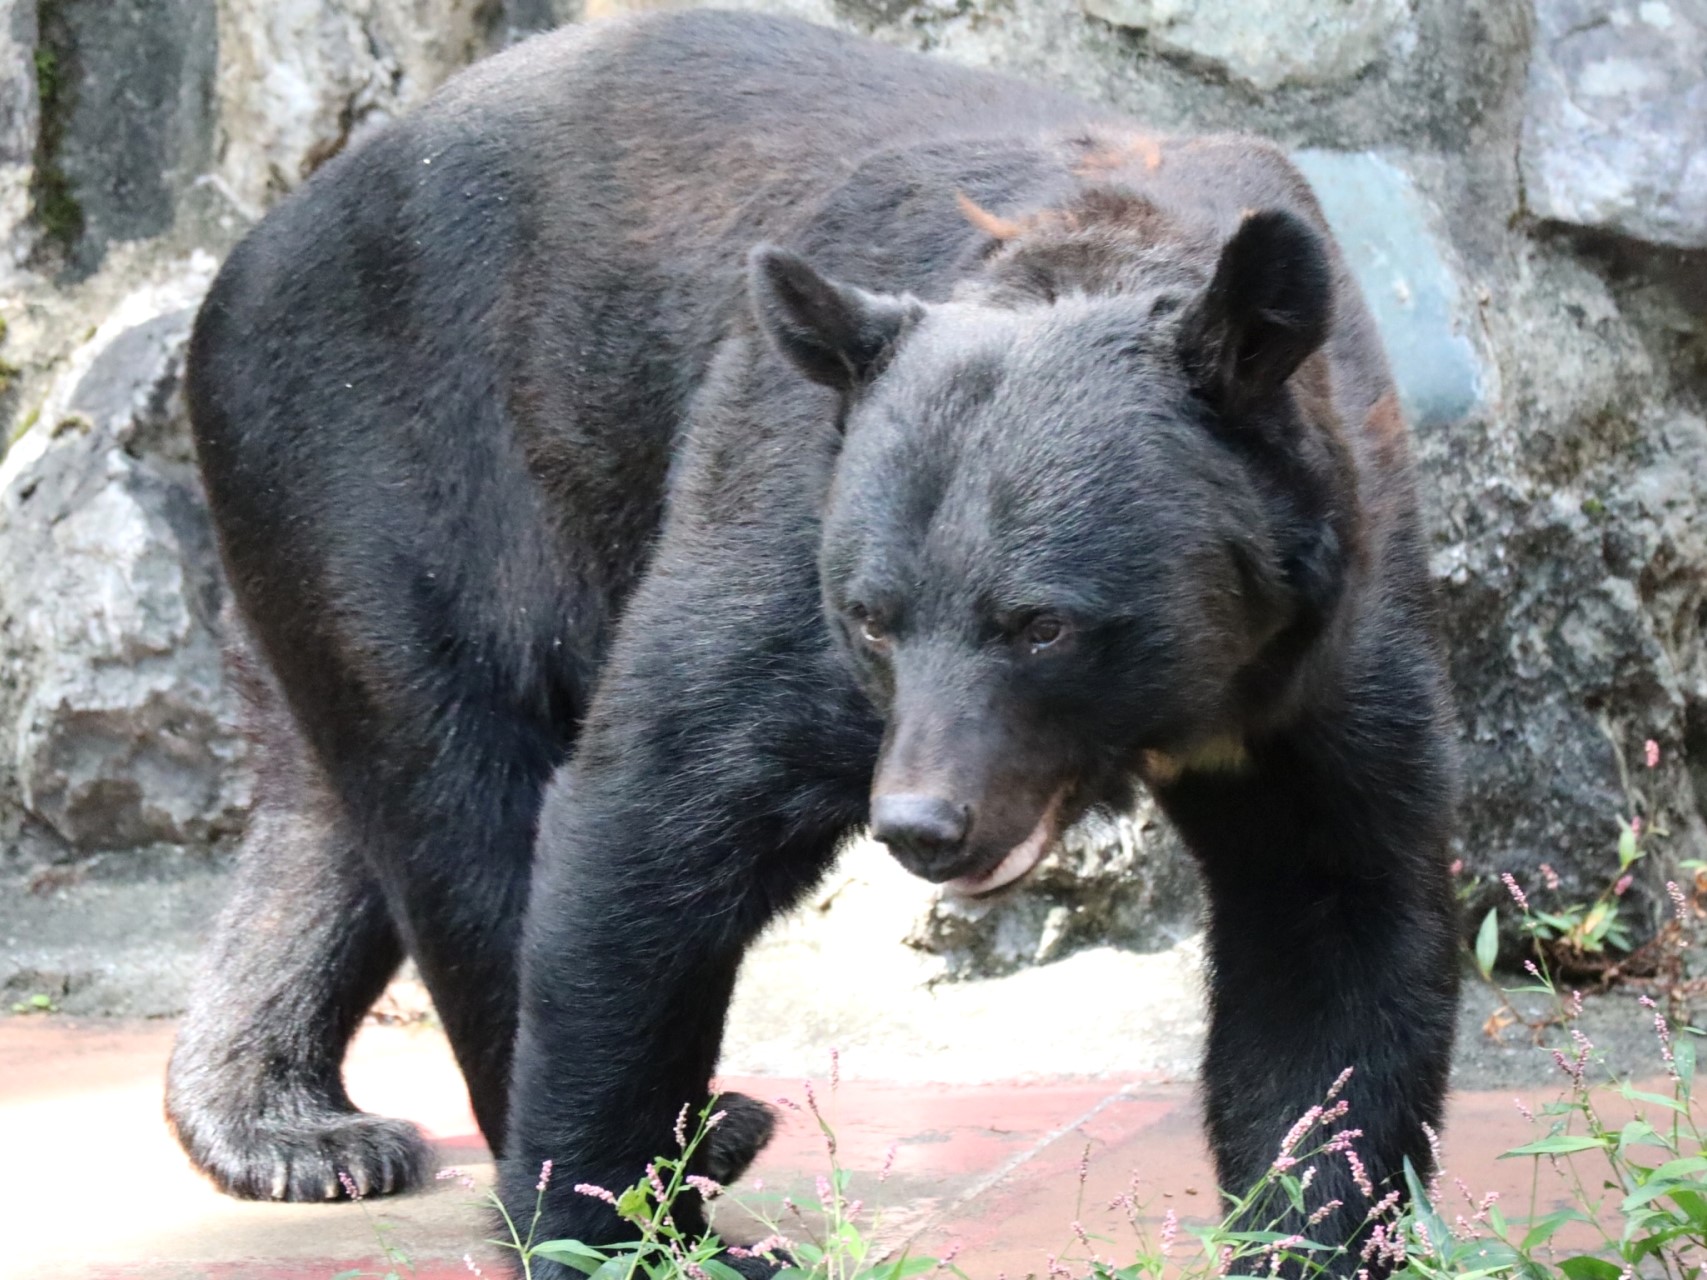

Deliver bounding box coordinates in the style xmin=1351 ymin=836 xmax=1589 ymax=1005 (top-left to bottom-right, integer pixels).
xmin=870 ymin=793 xmax=972 ymax=874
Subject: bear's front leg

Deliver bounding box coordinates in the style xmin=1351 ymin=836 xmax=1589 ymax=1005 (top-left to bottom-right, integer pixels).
xmin=1154 ymin=646 xmax=1461 ymax=1277
xmin=498 ymin=677 xmax=867 ymax=1277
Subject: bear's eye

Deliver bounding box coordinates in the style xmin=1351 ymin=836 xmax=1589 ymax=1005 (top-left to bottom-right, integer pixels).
xmin=1024 ymin=614 xmax=1067 ymax=653
xmin=847 ymin=605 xmax=890 ymax=650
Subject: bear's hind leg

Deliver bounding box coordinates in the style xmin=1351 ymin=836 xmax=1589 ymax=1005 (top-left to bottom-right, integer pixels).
xmin=166 ymin=666 xmax=430 ymax=1202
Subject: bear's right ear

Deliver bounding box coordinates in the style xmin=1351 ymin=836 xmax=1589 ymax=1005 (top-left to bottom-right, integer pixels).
xmin=1178 ymin=209 xmax=1332 ymax=416
xmin=748 ymin=246 xmax=921 ymax=395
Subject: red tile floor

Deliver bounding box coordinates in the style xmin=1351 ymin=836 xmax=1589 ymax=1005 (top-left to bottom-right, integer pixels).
xmin=0 ymin=1019 xmax=1620 ymax=1280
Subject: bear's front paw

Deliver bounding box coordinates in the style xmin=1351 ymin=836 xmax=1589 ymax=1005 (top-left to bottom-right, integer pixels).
xmin=699 ymin=1091 xmax=777 ymax=1186
xmin=169 ymin=1095 xmax=433 ymax=1201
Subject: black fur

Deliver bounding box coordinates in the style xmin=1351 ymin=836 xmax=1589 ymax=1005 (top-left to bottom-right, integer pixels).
xmin=168 ymin=11 xmax=1459 ymax=1276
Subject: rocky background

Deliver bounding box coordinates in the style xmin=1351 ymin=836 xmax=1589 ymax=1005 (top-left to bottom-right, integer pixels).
xmin=0 ymin=0 xmax=1703 ymax=1002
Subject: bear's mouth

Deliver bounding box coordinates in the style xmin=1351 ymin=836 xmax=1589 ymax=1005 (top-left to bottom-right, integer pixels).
xmin=942 ymin=790 xmax=1064 ymax=898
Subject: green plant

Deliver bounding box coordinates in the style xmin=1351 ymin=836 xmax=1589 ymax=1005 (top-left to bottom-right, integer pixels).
xmin=461 ymin=1066 xmax=948 ymax=1280
xmin=332 ymin=1170 xmax=415 ymax=1280
xmin=11 ymin=992 xmax=57 ymax=1014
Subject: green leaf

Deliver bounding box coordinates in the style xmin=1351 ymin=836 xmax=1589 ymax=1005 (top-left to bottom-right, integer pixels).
xmin=1620 ymin=823 xmax=1641 ymax=869
xmin=1501 ymin=1134 xmax=1607 ymax=1156
xmin=1678 ymin=1037 xmax=1697 ymax=1094
xmin=1402 ymin=1156 xmax=1452 ymax=1260
xmin=330 ymin=1271 xmax=368 ymax=1280
xmin=615 ymin=1185 xmax=650 ymax=1220
xmin=1475 ymin=909 xmax=1500 ymax=979
xmin=1558 ymin=1257 xmax=1624 ymax=1280
xmin=587 ymin=1259 xmax=632 ymax=1280
xmin=529 ymin=1241 xmax=612 ymax=1275
xmin=1620 ymin=1085 xmax=1690 ymax=1116
xmin=878 ymin=1258 xmax=939 ymax=1280
xmin=1647 ymin=1157 xmax=1707 ymax=1179
xmin=1618 ymin=1120 xmax=1673 ymax=1156
xmin=701 ymin=1261 xmax=748 ymax=1280
xmin=1521 ymin=1209 xmax=1587 ymax=1250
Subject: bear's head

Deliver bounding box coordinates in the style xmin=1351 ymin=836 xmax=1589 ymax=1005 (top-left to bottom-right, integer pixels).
xmin=749 ymin=203 xmax=1357 ymax=895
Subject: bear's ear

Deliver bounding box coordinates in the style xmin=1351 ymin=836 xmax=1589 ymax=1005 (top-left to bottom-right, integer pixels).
xmin=748 ymin=246 xmax=921 ymax=395
xmin=1178 ymin=210 xmax=1332 ymax=414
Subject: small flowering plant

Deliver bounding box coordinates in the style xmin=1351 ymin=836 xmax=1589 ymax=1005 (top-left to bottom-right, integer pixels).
xmin=736 ymin=1053 xmax=947 ymax=1280
xmin=466 ymin=1060 xmax=949 ymax=1280
xmin=481 ymin=1099 xmax=759 ymax=1280
xmin=1472 ymin=740 xmax=1670 ymax=990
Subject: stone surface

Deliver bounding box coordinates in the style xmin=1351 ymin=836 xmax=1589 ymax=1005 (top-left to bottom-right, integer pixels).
xmin=1294 ymin=149 xmax=1489 ymax=430
xmin=0 ymin=0 xmax=38 ymax=283
xmin=0 ymin=258 xmax=248 ymax=854
xmin=213 ymin=0 xmax=504 ymax=214
xmin=1082 ymin=0 xmax=1410 ymax=91
xmin=35 ymin=0 xmax=219 ymax=276
xmin=1521 ymin=0 xmax=1707 ymax=250
xmin=905 ymin=811 xmax=1201 ymax=979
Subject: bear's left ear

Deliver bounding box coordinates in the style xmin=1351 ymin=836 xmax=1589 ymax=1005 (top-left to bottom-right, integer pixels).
xmin=1178 ymin=210 xmax=1332 ymax=414
xmin=749 ymin=246 xmax=922 ymax=395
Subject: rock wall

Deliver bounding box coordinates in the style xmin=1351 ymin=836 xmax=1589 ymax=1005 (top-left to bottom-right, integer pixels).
xmin=0 ymin=0 xmax=1702 ymax=976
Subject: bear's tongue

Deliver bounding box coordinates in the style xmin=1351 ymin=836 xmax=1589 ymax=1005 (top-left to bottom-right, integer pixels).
xmin=943 ymin=794 xmax=1061 ymax=898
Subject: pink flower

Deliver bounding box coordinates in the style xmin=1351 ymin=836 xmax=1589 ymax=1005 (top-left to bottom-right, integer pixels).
xmin=1539 ymin=863 xmax=1561 ymax=891
xmin=1160 ymin=1208 xmax=1178 ymax=1255
xmin=1306 ymin=1199 xmax=1344 ymax=1227
xmin=1276 ymin=1105 xmax=1322 ymax=1166
xmin=1668 ymin=881 xmax=1690 ymax=923
xmin=1501 ymin=873 xmax=1529 ymax=911
xmin=575 ymin=1182 xmax=618 ymax=1206
xmin=536 ymin=1159 xmax=553 ymax=1193
xmin=686 ymin=1174 xmax=722 ymax=1199
xmin=878 ymin=1142 xmax=898 ymax=1183
xmin=1421 ymin=1121 xmax=1442 ymax=1165
xmin=674 ymin=1104 xmax=689 ymax=1150
xmin=731 ymin=1235 xmax=790 ymax=1260
xmin=1646 ymin=739 xmax=1661 ymax=769
xmin=1615 ymin=873 xmax=1634 ymax=896
xmin=1325 ymin=1066 xmax=1355 ymax=1100
xmin=830 ymin=1046 xmax=840 ymax=1091
xmin=1344 ymin=1147 xmax=1374 ymax=1198
xmin=1632 ymin=815 xmax=1644 ymax=838
xmin=1513 ymin=1096 xmax=1534 ymax=1122
xmin=337 ymin=1170 xmax=362 ymax=1201
xmin=464 ymin=1253 xmax=485 ymax=1277
xmin=1641 ymin=995 xmax=1677 ymax=1075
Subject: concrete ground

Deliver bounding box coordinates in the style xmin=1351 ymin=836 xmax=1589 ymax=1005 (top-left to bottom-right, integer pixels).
xmin=1 ymin=843 xmax=1694 ymax=1279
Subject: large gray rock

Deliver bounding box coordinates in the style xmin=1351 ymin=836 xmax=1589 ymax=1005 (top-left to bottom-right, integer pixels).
xmin=213 ymin=0 xmax=512 ymax=214
xmin=1520 ymin=0 xmax=1707 ymax=249
xmin=0 ymin=260 xmax=248 ymax=854
xmin=1422 ymin=241 xmax=1707 ymax=912
xmin=0 ymin=0 xmax=38 ymax=283
xmin=1082 ymin=0 xmax=1410 ymax=91
xmin=32 ymin=0 xmax=219 ymax=276
xmin=907 ymin=809 xmax=1201 ymax=978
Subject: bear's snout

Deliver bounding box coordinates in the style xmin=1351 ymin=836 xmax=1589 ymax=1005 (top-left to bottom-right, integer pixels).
xmin=869 ymin=792 xmax=973 ymax=878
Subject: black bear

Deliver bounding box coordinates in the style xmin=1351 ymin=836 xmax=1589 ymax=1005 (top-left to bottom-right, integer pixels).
xmin=166 ymin=9 xmax=1460 ymax=1275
